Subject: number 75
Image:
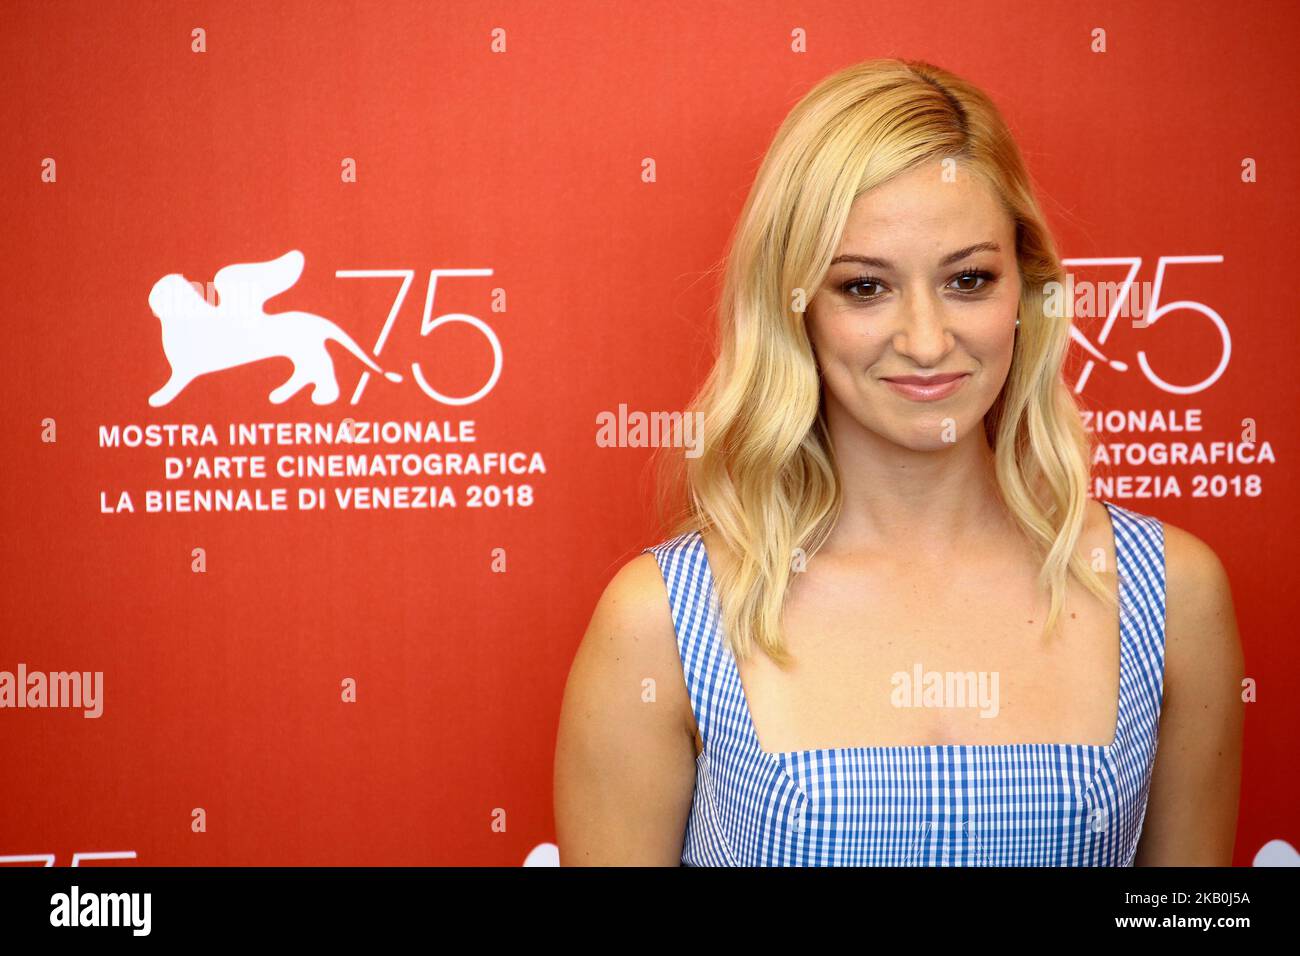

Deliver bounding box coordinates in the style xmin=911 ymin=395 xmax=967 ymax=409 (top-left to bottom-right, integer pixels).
xmin=335 ymin=267 xmax=503 ymax=406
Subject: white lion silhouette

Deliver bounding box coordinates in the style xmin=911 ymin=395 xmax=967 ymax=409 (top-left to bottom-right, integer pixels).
xmin=147 ymin=249 xmax=402 ymax=406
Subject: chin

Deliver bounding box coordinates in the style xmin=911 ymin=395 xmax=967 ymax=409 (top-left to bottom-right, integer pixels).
xmin=883 ymin=412 xmax=978 ymax=449
xmin=901 ymin=430 xmax=966 ymax=451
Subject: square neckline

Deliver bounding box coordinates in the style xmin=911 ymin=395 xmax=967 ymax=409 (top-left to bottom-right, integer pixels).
xmin=696 ymin=499 xmax=1128 ymax=759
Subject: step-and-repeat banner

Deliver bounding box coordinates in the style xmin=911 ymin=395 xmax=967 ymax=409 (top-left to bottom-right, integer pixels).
xmin=2 ymin=0 xmax=1295 ymax=866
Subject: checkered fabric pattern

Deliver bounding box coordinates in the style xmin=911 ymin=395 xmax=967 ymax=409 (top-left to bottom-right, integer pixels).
xmin=644 ymin=501 xmax=1166 ymax=866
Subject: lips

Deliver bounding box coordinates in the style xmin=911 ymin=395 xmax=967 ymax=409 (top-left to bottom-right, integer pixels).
xmin=881 ymin=372 xmax=971 ymax=402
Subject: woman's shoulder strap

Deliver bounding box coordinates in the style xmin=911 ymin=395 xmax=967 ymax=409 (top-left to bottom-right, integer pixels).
xmin=641 ymin=531 xmax=730 ymax=746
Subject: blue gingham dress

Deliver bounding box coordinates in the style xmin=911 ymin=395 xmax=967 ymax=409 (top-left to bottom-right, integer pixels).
xmin=643 ymin=500 xmax=1166 ymax=866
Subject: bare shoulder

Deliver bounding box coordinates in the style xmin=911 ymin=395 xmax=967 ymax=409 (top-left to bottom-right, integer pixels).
xmin=1162 ymin=518 xmax=1241 ymax=666
xmin=567 ymin=551 xmax=691 ymax=732
xmin=1157 ymin=515 xmax=1244 ymax=730
xmin=1131 ymin=513 xmax=1244 ymax=864
xmin=553 ymin=549 xmax=697 ymax=864
xmin=590 ymin=551 xmax=675 ymax=632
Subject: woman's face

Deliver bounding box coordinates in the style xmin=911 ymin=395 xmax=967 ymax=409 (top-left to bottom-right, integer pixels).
xmin=805 ymin=158 xmax=1022 ymax=450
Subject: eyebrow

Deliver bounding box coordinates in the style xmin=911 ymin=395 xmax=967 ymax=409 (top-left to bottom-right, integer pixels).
xmin=828 ymin=241 xmax=1002 ymax=269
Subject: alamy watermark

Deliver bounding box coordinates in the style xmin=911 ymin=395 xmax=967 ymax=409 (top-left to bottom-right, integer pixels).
xmin=1045 ymin=275 xmax=1155 ymax=324
xmin=595 ymin=403 xmax=704 ymax=458
xmin=50 ymin=886 xmax=150 ymax=936
xmin=891 ymin=662 xmax=999 ymax=718
xmin=0 ymin=663 xmax=103 ymax=718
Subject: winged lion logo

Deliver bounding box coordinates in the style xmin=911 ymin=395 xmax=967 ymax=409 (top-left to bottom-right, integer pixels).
xmin=147 ymin=249 xmax=402 ymax=406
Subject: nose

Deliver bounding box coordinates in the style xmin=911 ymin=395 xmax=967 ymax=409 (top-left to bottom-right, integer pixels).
xmin=890 ymin=288 xmax=955 ymax=368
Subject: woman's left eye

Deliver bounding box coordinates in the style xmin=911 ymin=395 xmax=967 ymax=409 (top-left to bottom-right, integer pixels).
xmin=949 ymin=270 xmax=995 ymax=293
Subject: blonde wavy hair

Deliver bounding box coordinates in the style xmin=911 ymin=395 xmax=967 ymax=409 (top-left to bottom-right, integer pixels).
xmin=651 ymin=57 xmax=1115 ymax=667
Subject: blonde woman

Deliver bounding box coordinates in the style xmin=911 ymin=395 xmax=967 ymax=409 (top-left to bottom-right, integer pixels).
xmin=554 ymin=59 xmax=1244 ymax=866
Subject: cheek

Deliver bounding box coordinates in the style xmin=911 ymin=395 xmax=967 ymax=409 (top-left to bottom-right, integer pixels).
xmin=973 ymin=287 xmax=1021 ymax=358
xmin=969 ymin=309 xmax=1019 ymax=393
xmin=808 ymin=306 xmax=886 ymax=370
xmin=977 ymin=319 xmax=1017 ymax=357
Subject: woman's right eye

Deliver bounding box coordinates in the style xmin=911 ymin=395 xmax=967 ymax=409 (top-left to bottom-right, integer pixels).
xmin=841 ymin=277 xmax=886 ymax=299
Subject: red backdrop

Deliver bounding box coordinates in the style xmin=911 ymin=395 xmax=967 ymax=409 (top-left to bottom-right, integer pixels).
xmin=1 ymin=0 xmax=1295 ymax=866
